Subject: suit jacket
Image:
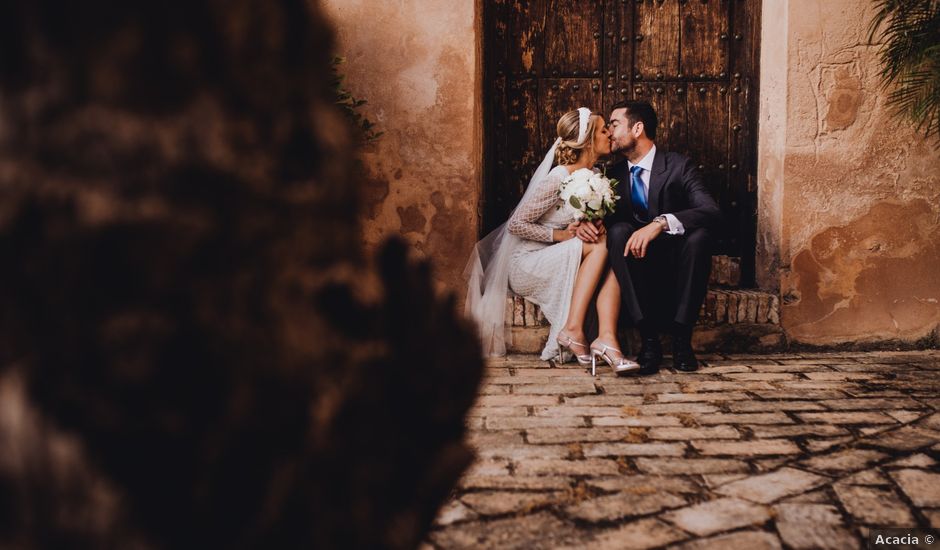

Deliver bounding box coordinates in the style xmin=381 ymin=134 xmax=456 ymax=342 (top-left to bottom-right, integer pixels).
xmin=605 ymin=149 xmax=720 ymax=232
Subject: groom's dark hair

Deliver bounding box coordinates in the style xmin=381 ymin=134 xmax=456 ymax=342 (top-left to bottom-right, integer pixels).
xmin=610 ymin=100 xmax=658 ymax=140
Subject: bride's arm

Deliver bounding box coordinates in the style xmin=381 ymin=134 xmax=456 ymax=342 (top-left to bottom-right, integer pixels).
xmin=507 ymin=174 xmax=572 ymax=243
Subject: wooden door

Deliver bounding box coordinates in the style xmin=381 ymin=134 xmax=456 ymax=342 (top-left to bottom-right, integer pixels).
xmin=482 ymin=0 xmax=760 ymax=285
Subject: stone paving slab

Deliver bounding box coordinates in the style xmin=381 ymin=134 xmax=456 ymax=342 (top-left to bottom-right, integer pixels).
xmin=428 ymin=351 xmax=940 ymax=549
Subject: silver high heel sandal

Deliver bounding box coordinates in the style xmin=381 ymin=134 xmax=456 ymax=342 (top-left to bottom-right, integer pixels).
xmin=556 ymin=333 xmax=592 ymax=366
xmin=590 ymin=342 xmax=641 ymax=376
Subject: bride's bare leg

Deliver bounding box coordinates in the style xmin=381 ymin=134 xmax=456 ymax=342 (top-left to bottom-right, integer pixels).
xmin=591 ymin=268 xmax=639 ymax=369
xmin=595 ymin=267 xmax=620 ymax=345
xmin=562 ymin=235 xmax=608 ymax=344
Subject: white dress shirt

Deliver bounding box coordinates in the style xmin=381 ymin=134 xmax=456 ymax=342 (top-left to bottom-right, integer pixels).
xmin=627 ymin=145 xmax=685 ymax=235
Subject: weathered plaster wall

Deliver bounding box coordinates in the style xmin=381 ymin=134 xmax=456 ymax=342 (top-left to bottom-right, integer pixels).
xmin=758 ymin=0 xmax=940 ymax=346
xmin=756 ymin=0 xmax=789 ymax=291
xmin=321 ymin=0 xmax=481 ymax=292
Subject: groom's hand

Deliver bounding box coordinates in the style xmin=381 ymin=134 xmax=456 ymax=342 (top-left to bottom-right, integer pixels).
xmin=624 ymin=222 xmax=664 ymax=258
xmin=575 ymin=219 xmax=605 ymax=243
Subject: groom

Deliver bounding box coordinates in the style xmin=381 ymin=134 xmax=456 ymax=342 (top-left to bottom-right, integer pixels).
xmin=581 ymin=101 xmax=719 ymax=373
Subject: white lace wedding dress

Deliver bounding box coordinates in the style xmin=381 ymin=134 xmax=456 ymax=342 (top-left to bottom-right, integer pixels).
xmin=508 ymin=165 xmax=591 ymax=361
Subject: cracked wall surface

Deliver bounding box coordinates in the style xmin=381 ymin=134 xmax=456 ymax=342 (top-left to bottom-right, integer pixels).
xmin=321 ymin=0 xmax=481 ymax=291
xmin=760 ymin=0 xmax=940 ymax=345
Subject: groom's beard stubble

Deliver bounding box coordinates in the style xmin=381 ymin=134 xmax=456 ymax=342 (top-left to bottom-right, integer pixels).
xmin=611 ymin=138 xmax=634 ymax=158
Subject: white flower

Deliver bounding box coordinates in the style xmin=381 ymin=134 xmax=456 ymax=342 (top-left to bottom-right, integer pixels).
xmin=571 ymin=168 xmax=594 ymax=180
xmin=559 ymin=168 xmax=620 ymax=221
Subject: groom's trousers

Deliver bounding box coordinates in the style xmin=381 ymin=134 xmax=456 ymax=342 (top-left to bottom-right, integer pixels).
xmin=606 ymin=222 xmax=712 ymax=330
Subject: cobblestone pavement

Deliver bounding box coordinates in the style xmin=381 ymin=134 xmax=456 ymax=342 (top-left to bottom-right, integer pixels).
xmin=428 ymin=351 xmax=940 ymax=549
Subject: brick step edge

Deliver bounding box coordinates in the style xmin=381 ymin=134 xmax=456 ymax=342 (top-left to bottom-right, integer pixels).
xmin=508 ymin=323 xmax=787 ymax=354
xmin=508 ymin=289 xmax=779 ymax=328
xmin=709 ymin=255 xmax=741 ymax=286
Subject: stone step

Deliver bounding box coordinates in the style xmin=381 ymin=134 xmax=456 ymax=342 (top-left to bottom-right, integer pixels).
xmin=506 ymin=288 xmax=784 ymax=354
xmin=507 ymin=289 xmax=779 ymax=328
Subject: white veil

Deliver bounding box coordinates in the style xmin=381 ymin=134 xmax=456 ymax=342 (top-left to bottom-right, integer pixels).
xmin=464 ymin=107 xmax=592 ymax=356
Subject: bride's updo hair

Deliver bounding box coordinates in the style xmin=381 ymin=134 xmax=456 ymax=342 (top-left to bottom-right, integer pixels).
xmin=554 ymin=109 xmax=599 ymax=165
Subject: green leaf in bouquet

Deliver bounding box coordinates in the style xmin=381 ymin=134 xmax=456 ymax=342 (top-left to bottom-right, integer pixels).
xmin=569 ymin=196 xmax=582 ymax=209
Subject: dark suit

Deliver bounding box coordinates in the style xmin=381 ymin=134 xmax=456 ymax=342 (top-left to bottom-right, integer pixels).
xmin=604 ymin=149 xmax=720 ymax=330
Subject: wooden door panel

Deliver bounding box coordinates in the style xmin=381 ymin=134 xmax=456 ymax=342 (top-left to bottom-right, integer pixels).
xmin=613 ymin=1 xmax=637 ymax=82
xmin=543 ymin=0 xmax=604 ymax=76
xmin=680 ymin=0 xmax=729 ymax=78
xmin=635 ymin=0 xmax=680 ymax=79
xmin=685 ymin=83 xmax=729 ymax=174
xmin=602 ymin=88 xmax=631 ymax=124
xmin=687 ymin=82 xmax=732 ymax=250
xmin=601 ymin=3 xmax=623 ymax=114
xmin=488 ymin=73 xmax=511 ymax=224
xmin=507 ymin=0 xmax=545 ymax=76
xmin=506 ymin=78 xmax=542 ymax=199
xmin=539 ymin=0 xmax=604 ymax=77
xmin=632 ymin=84 xmax=689 ymax=155
xmin=730 ymin=0 xmax=761 ymax=281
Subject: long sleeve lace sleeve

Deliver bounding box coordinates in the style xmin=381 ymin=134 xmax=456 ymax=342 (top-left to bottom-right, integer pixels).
xmin=507 ymin=172 xmax=563 ymax=242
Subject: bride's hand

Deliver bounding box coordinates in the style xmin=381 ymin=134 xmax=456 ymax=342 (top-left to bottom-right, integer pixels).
xmin=574 ymin=219 xmax=604 ymax=243
xmin=562 ymin=221 xmax=581 ymax=241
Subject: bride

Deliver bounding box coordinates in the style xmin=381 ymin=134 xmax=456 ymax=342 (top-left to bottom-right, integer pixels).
xmin=465 ymin=107 xmax=640 ymax=374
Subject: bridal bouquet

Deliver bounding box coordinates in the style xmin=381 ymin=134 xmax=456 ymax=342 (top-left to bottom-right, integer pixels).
xmin=558 ymin=168 xmax=619 ymax=221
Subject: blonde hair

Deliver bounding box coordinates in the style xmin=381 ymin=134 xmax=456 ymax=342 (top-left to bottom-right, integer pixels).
xmin=554 ymin=110 xmax=599 ymax=165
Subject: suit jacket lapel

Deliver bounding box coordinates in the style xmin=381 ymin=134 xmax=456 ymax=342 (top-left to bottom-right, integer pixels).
xmin=647 ymin=149 xmax=667 ymax=218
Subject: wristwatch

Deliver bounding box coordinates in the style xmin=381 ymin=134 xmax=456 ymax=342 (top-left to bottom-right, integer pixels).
xmin=653 ymin=215 xmax=669 ymax=231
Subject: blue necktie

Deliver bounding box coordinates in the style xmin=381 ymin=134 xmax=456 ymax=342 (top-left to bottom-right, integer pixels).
xmin=630 ymin=165 xmax=648 ymax=219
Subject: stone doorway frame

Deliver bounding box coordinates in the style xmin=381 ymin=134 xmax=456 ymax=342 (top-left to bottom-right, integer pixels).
xmin=755 ymin=0 xmax=786 ymax=294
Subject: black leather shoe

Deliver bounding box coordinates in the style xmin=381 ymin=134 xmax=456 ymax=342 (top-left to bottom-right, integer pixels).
xmin=638 ymin=363 xmax=660 ymax=375
xmin=636 ymin=337 xmax=662 ymax=375
xmin=672 ymin=343 xmax=699 ymax=372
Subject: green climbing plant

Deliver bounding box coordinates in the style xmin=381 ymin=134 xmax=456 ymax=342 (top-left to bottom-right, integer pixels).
xmin=868 ymin=0 xmax=940 ymax=144
xmin=331 ymin=56 xmax=383 ymax=144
